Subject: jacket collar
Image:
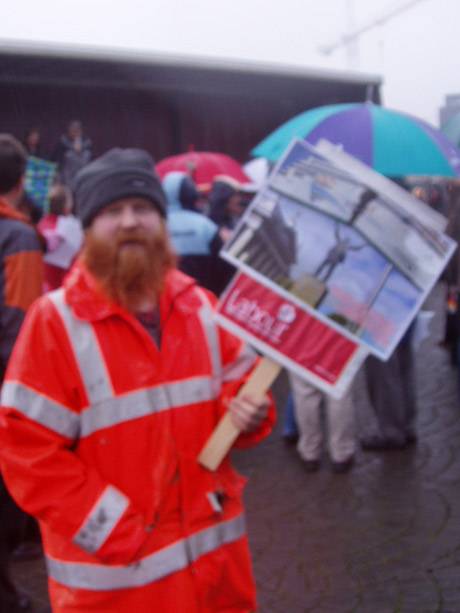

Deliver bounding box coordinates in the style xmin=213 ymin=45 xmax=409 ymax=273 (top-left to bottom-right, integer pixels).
xmin=0 ymin=197 xmax=31 ymax=224
xmin=64 ymin=260 xmax=198 ymax=322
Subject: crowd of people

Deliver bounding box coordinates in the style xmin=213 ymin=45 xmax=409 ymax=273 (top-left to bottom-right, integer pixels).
xmin=17 ymin=121 xmax=260 ymax=298
xmin=0 ymin=123 xmax=456 ymax=612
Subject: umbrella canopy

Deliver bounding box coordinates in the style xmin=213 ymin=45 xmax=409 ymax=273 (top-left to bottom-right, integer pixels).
xmin=156 ymin=151 xmax=250 ymax=190
xmin=252 ymin=102 xmax=460 ymax=178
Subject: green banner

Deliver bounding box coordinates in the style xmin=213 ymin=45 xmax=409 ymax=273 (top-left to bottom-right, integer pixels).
xmin=25 ymin=156 xmax=57 ymax=211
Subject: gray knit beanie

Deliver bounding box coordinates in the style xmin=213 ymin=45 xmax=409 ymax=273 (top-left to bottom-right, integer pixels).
xmin=73 ymin=148 xmax=167 ymax=228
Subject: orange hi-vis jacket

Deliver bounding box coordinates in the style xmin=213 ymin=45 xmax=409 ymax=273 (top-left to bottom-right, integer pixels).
xmin=0 ymin=262 xmax=275 ymax=612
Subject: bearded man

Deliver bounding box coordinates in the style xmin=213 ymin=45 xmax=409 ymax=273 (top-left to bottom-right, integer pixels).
xmin=0 ymin=149 xmax=275 ymax=613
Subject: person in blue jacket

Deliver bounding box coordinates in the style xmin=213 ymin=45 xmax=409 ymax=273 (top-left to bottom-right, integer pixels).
xmin=162 ymin=171 xmax=233 ymax=294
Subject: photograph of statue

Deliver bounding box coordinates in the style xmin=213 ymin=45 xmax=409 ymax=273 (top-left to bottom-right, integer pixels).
xmin=314 ymin=222 xmax=367 ymax=283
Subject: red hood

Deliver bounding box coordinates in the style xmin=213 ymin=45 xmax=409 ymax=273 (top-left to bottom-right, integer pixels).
xmin=64 ymin=260 xmax=198 ymax=322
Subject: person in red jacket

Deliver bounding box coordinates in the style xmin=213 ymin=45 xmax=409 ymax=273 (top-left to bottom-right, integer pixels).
xmin=0 ymin=148 xmax=275 ymax=613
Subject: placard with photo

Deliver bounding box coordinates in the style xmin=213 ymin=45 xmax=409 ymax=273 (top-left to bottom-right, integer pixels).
xmin=220 ymin=139 xmax=456 ymax=361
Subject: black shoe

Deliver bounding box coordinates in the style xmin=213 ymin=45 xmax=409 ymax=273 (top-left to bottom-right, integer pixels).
xmin=282 ymin=433 xmax=299 ymax=445
xmin=302 ymin=459 xmax=320 ymax=472
xmin=331 ymin=456 xmax=355 ymax=473
xmin=360 ymin=434 xmax=408 ymax=451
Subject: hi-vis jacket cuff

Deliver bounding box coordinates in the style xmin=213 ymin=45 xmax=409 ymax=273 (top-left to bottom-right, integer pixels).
xmin=73 ymin=485 xmax=129 ymax=554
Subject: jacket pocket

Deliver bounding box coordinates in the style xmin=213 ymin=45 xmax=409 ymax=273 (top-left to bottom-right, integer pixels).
xmin=178 ymin=456 xmax=247 ymax=528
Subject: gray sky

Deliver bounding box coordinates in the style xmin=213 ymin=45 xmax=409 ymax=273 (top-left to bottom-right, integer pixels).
xmin=1 ymin=0 xmax=457 ymax=126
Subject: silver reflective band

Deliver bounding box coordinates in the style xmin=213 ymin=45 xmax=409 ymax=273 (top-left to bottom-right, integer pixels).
xmin=1 ymin=381 xmax=80 ymax=439
xmin=48 ymin=289 xmax=114 ymax=405
xmin=196 ymin=289 xmax=222 ymax=391
xmin=73 ymin=486 xmax=129 ymax=554
xmin=47 ymin=514 xmax=246 ymax=591
xmin=196 ymin=288 xmax=256 ymax=385
xmin=188 ymin=514 xmax=245 ymax=562
xmin=1 ymin=378 xmax=220 ymax=440
xmin=222 ymin=345 xmax=257 ymax=383
xmin=80 ymin=376 xmax=220 ymax=437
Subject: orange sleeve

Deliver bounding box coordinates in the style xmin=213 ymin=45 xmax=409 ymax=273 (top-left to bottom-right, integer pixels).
xmin=4 ymin=250 xmax=43 ymax=310
xmin=0 ymin=298 xmax=148 ymax=564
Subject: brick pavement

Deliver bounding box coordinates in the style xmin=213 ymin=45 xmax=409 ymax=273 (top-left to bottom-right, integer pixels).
xmin=11 ymin=284 xmax=460 ymax=612
xmin=234 ymin=283 xmax=460 ymax=613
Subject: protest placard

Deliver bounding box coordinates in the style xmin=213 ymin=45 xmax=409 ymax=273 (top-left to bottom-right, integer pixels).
xmin=220 ymin=139 xmax=456 ymax=362
xmin=199 ymin=139 xmax=456 ymax=470
xmin=25 ymin=156 xmax=57 ymax=211
xmin=43 ymin=216 xmax=84 ymax=269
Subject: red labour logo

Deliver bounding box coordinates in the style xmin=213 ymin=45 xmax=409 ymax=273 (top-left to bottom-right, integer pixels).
xmin=224 ymin=289 xmax=294 ymax=345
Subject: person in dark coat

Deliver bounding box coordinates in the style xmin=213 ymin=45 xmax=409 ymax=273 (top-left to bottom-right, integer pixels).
xmin=0 ymin=134 xmax=44 ymax=611
xmin=208 ymin=175 xmax=253 ymax=242
xmin=361 ymin=325 xmax=417 ymax=450
xmin=52 ymin=120 xmax=92 ymax=186
xmin=23 ymin=128 xmax=43 ymax=158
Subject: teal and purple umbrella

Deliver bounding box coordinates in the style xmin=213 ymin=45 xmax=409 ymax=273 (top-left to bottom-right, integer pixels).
xmin=252 ymin=102 xmax=460 ymax=178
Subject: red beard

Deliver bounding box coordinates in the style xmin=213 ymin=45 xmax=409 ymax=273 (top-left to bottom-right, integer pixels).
xmin=82 ymin=224 xmax=177 ymax=311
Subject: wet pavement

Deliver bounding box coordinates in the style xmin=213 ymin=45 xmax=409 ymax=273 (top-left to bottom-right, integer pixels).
xmin=12 ymin=284 xmax=460 ymax=612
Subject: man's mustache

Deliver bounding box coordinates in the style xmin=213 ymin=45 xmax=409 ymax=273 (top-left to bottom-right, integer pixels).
xmin=115 ymin=231 xmax=150 ymax=247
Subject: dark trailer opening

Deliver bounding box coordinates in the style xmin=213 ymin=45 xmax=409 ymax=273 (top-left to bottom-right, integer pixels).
xmin=0 ymin=40 xmax=382 ymax=162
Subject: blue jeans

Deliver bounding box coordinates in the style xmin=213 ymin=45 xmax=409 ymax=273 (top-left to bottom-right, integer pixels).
xmin=283 ymin=392 xmax=299 ymax=437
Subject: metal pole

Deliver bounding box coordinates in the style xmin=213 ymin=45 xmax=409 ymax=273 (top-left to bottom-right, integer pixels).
xmin=319 ymin=0 xmax=429 ymax=56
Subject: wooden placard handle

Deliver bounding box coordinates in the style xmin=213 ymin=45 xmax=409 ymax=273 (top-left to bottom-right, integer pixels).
xmin=198 ymin=357 xmax=282 ymax=471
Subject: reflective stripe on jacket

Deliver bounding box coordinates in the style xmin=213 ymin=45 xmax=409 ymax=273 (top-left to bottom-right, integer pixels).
xmin=0 ymin=261 xmax=275 ymax=612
